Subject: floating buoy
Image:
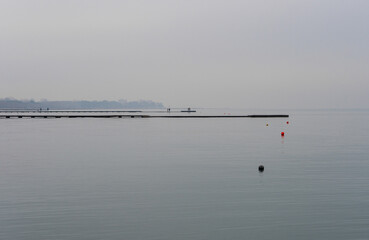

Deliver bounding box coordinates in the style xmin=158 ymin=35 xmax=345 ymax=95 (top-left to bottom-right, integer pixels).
xmin=286 ymin=121 xmax=289 ymax=124
xmin=266 ymin=123 xmax=269 ymax=126
xmin=258 ymin=165 xmax=264 ymax=172
xmin=281 ymin=132 xmax=285 ymax=137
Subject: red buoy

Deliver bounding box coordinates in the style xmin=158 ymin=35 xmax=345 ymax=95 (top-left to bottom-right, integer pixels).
xmin=281 ymin=132 xmax=285 ymax=137
xmin=286 ymin=121 xmax=289 ymax=124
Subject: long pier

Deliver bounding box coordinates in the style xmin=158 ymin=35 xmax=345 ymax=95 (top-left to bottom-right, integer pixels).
xmin=0 ymin=114 xmax=289 ymax=119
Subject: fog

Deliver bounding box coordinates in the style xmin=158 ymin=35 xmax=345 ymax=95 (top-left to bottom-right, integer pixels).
xmin=1 ymin=0 xmax=368 ymax=108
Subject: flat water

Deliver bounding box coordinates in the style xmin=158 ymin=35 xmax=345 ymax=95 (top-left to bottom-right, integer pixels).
xmin=1 ymin=110 xmax=368 ymax=240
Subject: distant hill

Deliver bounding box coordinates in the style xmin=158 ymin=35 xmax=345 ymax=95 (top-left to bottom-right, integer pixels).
xmin=0 ymin=98 xmax=164 ymax=110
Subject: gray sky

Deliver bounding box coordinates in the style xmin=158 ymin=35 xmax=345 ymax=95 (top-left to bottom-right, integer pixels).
xmin=1 ymin=0 xmax=368 ymax=108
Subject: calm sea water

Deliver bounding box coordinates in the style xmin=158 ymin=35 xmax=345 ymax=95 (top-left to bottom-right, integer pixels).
xmin=1 ymin=110 xmax=369 ymax=240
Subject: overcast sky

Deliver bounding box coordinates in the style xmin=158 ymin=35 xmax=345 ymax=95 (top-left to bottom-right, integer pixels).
xmin=1 ymin=0 xmax=368 ymax=108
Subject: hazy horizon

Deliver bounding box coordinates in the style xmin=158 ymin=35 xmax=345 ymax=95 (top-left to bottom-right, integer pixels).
xmin=1 ymin=0 xmax=369 ymax=109
xmin=2 ymin=97 xmax=369 ymax=110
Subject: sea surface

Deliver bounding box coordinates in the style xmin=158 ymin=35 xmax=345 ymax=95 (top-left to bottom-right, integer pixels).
xmin=1 ymin=109 xmax=369 ymax=240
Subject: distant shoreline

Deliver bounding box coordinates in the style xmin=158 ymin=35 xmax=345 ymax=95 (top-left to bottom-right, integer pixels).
xmin=0 ymin=99 xmax=164 ymax=110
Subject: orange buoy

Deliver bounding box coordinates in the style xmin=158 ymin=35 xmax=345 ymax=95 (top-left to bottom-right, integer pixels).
xmin=281 ymin=132 xmax=285 ymax=137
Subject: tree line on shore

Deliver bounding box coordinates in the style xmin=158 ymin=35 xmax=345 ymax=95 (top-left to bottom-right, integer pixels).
xmin=0 ymin=98 xmax=164 ymax=110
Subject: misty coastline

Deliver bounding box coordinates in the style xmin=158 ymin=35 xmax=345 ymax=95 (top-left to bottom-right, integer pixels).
xmin=0 ymin=98 xmax=164 ymax=110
